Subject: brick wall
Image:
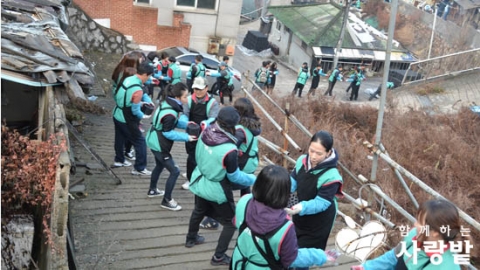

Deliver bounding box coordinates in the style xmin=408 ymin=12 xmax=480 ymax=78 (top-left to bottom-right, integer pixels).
xmin=73 ymin=0 xmax=191 ymax=49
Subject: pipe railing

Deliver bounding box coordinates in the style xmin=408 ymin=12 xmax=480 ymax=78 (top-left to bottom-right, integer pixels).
xmin=243 ymin=70 xmax=479 ymax=234
xmin=240 ymin=86 xmax=302 ymax=151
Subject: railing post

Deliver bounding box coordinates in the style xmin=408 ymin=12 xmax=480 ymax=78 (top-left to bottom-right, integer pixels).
xmin=283 ymin=102 xmax=290 ymax=168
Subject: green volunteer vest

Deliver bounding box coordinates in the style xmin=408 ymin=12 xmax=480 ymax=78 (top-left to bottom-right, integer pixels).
xmin=145 ymin=101 xmax=178 ymax=152
xmin=170 ymin=63 xmax=182 ymax=85
xmin=232 ymin=194 xmax=292 ymax=269
xmin=297 ymin=69 xmax=309 ymax=85
xmin=189 ymin=139 xmax=237 ymax=204
xmin=329 ymin=69 xmax=339 ymax=82
xmin=236 ymin=125 xmax=259 ymax=174
xmin=187 ymin=95 xmax=215 ymax=118
xmin=187 ymin=63 xmax=195 ymax=80
xmin=113 ymin=75 xmax=143 ymax=123
xmin=196 ymin=62 xmax=206 ymax=77
xmin=294 ymin=154 xmax=343 ymax=190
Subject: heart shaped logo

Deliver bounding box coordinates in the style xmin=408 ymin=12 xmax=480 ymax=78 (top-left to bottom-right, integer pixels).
xmin=335 ymin=220 xmax=386 ymax=263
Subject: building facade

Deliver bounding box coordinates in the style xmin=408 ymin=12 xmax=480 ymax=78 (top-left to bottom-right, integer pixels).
xmin=73 ymin=0 xmax=242 ymax=54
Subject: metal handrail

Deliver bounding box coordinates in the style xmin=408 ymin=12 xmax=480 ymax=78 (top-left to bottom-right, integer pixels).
xmin=243 ymin=70 xmax=479 ymax=235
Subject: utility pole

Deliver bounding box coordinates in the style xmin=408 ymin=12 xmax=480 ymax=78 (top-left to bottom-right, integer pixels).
xmin=370 ymin=0 xmax=399 ymax=182
xmin=427 ymin=5 xmax=438 ymax=59
xmin=333 ymin=0 xmax=351 ymax=69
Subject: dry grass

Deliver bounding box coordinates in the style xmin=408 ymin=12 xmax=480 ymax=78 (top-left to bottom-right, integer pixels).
xmin=254 ymin=94 xmax=480 ymax=261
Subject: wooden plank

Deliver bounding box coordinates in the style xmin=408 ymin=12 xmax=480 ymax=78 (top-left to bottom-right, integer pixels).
xmin=64 ymin=78 xmax=86 ymax=100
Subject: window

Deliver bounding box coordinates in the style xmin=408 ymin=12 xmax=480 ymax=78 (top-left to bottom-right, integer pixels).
xmin=177 ymin=0 xmax=216 ymax=9
xmin=202 ymin=58 xmax=219 ymax=70
xmin=134 ymin=0 xmax=151 ymax=4
xmin=284 ymin=26 xmax=290 ymax=34
xmin=301 ymin=41 xmax=308 ymax=50
xmin=176 ymin=55 xmax=195 ymax=66
xmin=276 ymin=21 xmax=282 ymax=31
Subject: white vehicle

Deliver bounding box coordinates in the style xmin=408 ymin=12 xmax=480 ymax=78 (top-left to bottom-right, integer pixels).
xmin=157 ymin=47 xmax=242 ymax=93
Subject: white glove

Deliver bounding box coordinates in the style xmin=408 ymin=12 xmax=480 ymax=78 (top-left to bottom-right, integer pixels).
xmin=188 ymin=135 xmax=198 ymax=142
xmin=284 ymin=203 xmax=302 ymax=216
xmin=142 ymin=114 xmax=152 ymax=119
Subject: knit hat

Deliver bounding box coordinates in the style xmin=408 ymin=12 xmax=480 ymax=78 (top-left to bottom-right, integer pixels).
xmin=219 ymin=61 xmax=227 ymax=67
xmin=216 ymin=106 xmax=240 ymax=128
xmin=192 ymin=77 xmax=208 ymax=89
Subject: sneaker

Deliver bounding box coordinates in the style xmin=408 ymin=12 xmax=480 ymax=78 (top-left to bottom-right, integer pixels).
xmin=161 ymin=198 xmax=182 ymax=211
xmin=185 ymin=235 xmax=205 ymax=248
xmin=125 ymin=150 xmax=136 ymax=161
xmin=113 ymin=160 xmax=132 ymax=167
xmin=131 ymin=169 xmax=152 ymax=176
xmin=147 ymin=188 xmax=165 ymax=198
xmin=200 ymin=217 xmax=219 ymax=230
xmin=139 ymin=125 xmax=145 ymax=133
xmin=211 ymin=254 xmax=231 ymax=266
xmin=181 ymin=172 xmax=187 ymax=178
xmin=181 ymin=181 xmax=190 ymax=190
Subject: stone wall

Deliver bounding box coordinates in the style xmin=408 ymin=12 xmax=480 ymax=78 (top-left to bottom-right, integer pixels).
xmin=67 ymin=4 xmax=138 ymax=54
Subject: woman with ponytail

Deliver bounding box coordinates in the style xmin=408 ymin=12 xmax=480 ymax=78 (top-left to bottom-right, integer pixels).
xmin=145 ymin=82 xmax=197 ymax=211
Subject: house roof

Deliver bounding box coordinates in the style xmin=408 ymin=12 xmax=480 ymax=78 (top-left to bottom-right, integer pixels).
xmin=1 ymin=0 xmax=94 ymax=87
xmin=269 ymin=4 xmax=343 ymax=47
xmin=268 ymin=4 xmax=408 ymax=52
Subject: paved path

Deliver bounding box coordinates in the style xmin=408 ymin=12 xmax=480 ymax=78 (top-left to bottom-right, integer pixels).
xmin=69 ymin=94 xmax=358 ymax=269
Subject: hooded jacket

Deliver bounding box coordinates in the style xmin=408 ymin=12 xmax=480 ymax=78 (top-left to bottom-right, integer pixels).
xmin=189 ymin=123 xmax=255 ymax=204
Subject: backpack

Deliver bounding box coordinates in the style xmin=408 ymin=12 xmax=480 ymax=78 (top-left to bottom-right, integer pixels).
xmin=258 ymin=68 xmax=267 ymax=83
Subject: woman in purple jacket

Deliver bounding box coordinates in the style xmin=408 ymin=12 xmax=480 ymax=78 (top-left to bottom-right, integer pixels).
xmin=231 ymin=165 xmax=330 ymax=269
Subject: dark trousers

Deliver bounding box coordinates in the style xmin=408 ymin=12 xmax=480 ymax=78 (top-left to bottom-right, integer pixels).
xmin=187 ymin=195 xmax=236 ymax=258
xmin=350 ymin=84 xmax=360 ymax=100
xmin=346 ymin=81 xmax=355 ymax=92
xmin=185 ymin=141 xmax=198 ymax=181
xmin=369 ymin=85 xmax=382 ymax=101
xmin=231 ymin=183 xmax=251 ymax=196
xmin=150 ymin=151 xmax=179 ymax=200
xmin=324 ymin=80 xmax=337 ymax=96
xmin=113 ymin=117 xmax=130 ymax=163
xmin=219 ymin=84 xmax=232 ymax=104
xmin=125 ymin=119 xmax=147 ymax=171
xmin=156 ymin=81 xmax=168 ymax=100
xmin=291 ymin=82 xmax=305 ymax=97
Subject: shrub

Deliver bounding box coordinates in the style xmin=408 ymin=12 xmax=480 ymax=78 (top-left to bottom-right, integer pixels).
xmin=1 ymin=125 xmax=66 ymax=266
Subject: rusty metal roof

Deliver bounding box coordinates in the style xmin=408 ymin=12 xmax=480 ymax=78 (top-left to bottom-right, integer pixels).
xmin=1 ymin=0 xmax=94 ymax=86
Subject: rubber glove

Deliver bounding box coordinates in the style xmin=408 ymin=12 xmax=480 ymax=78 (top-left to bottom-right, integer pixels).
xmin=285 ymin=203 xmax=302 ymax=216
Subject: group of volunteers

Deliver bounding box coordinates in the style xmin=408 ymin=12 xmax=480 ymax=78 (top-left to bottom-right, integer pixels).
xmin=110 ymin=50 xmax=470 ymax=269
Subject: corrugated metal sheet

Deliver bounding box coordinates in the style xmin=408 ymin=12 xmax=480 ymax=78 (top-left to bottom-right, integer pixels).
xmin=1 ymin=0 xmax=93 ymax=86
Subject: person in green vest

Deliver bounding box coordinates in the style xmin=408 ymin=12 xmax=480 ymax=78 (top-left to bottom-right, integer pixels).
xmin=233 ymin=97 xmax=261 ymax=195
xmin=324 ymin=64 xmax=343 ymax=96
xmin=368 ymin=81 xmax=395 ymax=101
xmin=112 ymin=62 xmax=155 ymax=176
xmin=231 ymin=165 xmax=332 ymax=269
xmin=352 ymin=199 xmax=471 ymax=270
xmin=154 ymin=52 xmax=172 ymax=102
xmin=209 ymin=61 xmax=234 ymax=105
xmin=111 ymin=52 xmax=144 ymax=166
xmin=286 ymin=131 xmax=343 ymax=256
xmin=291 ymin=62 xmax=310 ymax=98
xmin=145 ymin=82 xmax=197 ymax=211
xmin=307 ymin=62 xmax=327 ymax=98
xmin=185 ymin=106 xmax=256 ymax=266
xmin=187 ymin=54 xmax=206 ymax=94
xmin=167 ymin=56 xmax=182 ymax=85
